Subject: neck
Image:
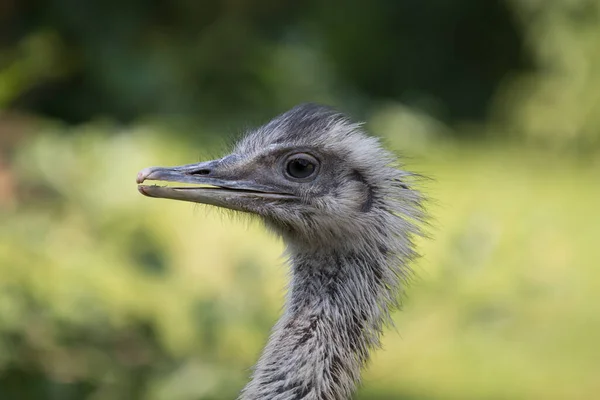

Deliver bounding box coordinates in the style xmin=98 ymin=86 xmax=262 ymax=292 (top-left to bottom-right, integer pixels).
xmin=240 ymin=241 xmax=405 ymax=400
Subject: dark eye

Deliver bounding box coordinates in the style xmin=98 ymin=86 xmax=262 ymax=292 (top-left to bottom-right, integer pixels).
xmin=284 ymin=153 xmax=319 ymax=180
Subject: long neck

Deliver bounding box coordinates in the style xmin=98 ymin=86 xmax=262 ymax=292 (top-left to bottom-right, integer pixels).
xmin=239 ymin=244 xmax=402 ymax=400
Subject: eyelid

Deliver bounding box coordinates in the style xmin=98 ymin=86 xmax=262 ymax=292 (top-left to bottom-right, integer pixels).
xmin=284 ymin=152 xmax=318 ymax=162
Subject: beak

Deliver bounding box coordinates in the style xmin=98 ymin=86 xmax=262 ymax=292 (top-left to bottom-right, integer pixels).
xmin=136 ymin=158 xmax=294 ymax=210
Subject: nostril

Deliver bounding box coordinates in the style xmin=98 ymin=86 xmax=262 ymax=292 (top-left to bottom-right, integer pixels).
xmin=191 ymin=169 xmax=211 ymax=175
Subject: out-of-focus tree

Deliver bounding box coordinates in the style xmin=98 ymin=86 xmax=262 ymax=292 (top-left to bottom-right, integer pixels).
xmin=5 ymin=0 xmax=599 ymax=150
xmin=1 ymin=0 xmax=528 ymax=132
xmin=491 ymin=0 xmax=600 ymax=150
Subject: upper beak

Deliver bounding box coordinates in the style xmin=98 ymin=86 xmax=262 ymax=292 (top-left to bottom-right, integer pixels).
xmin=136 ymin=158 xmax=294 ymax=210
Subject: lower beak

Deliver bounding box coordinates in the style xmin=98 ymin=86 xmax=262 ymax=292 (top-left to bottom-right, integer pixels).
xmin=136 ymin=160 xmax=293 ymax=210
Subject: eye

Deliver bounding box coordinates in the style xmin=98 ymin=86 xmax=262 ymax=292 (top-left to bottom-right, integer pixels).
xmin=284 ymin=153 xmax=319 ymax=180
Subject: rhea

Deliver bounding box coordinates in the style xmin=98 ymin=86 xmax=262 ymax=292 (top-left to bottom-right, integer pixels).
xmin=137 ymin=104 xmax=425 ymax=400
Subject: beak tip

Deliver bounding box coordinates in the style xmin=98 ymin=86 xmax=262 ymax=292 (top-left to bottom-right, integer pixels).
xmin=137 ymin=184 xmax=151 ymax=197
xmin=136 ymin=168 xmax=153 ymax=184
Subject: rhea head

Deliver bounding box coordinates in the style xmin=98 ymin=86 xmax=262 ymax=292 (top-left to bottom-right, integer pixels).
xmin=137 ymin=103 xmax=421 ymax=252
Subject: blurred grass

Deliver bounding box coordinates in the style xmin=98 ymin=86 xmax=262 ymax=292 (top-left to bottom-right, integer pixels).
xmin=0 ymin=124 xmax=599 ymax=399
xmin=361 ymin=143 xmax=600 ymax=399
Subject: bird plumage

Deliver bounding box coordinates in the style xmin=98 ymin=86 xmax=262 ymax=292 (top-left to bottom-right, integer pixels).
xmin=137 ymin=104 xmax=426 ymax=400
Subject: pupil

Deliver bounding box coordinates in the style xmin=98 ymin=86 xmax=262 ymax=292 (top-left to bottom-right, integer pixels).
xmin=288 ymin=158 xmax=314 ymax=178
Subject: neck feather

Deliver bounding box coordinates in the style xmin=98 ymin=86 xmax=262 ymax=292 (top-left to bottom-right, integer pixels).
xmin=239 ymin=240 xmax=409 ymax=400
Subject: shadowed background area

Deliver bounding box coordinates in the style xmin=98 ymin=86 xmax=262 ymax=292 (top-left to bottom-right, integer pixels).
xmin=1 ymin=0 xmax=599 ymax=399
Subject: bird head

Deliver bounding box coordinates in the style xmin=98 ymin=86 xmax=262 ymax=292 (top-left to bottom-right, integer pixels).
xmin=137 ymin=104 xmax=421 ymax=250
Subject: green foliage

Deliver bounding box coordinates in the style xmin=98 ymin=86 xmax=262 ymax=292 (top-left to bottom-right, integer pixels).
xmin=492 ymin=0 xmax=600 ymax=149
xmin=0 ymin=128 xmax=282 ymax=399
xmin=2 ymin=0 xmax=598 ymax=149
xmin=0 ymin=124 xmax=598 ymax=399
xmin=0 ymin=2 xmax=538 ymax=131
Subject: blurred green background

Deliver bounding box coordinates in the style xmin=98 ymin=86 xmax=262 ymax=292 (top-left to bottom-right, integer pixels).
xmin=1 ymin=0 xmax=599 ymax=399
